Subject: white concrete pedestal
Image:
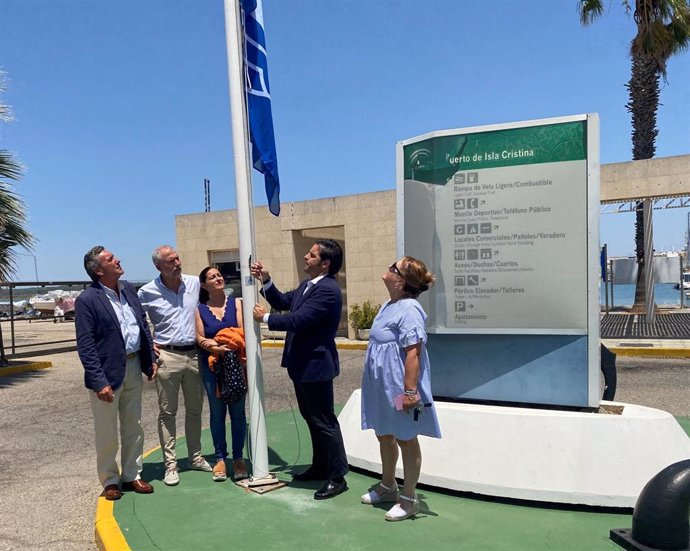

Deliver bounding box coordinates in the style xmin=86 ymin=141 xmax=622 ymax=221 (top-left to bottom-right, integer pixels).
xmin=339 ymin=390 xmax=690 ymax=507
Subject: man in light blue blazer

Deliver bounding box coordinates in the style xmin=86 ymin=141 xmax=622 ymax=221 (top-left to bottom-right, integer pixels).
xmin=76 ymin=246 xmax=157 ymax=501
xmin=252 ymin=239 xmax=348 ymax=500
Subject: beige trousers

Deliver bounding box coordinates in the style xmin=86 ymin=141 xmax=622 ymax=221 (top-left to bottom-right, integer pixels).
xmin=156 ymin=348 xmax=205 ymax=468
xmin=89 ymin=356 xmax=144 ymax=488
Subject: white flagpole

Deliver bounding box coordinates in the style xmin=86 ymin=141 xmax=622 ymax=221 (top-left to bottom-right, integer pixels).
xmin=223 ymin=0 xmax=271 ymax=480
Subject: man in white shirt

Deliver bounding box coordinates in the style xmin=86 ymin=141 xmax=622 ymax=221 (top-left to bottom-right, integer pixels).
xmin=138 ymin=245 xmax=211 ymax=486
xmin=76 ymin=246 xmax=157 ymax=500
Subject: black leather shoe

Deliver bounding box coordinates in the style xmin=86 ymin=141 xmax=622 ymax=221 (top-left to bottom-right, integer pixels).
xmin=292 ymin=467 xmax=326 ymax=482
xmin=314 ymin=478 xmax=348 ymax=500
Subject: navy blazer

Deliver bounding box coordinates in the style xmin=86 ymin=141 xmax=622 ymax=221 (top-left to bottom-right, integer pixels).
xmin=263 ymin=275 xmax=342 ymax=383
xmin=75 ymin=281 xmax=155 ymax=392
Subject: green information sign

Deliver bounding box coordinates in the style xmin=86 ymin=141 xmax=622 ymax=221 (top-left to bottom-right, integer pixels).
xmin=397 ymin=114 xmax=600 ymax=408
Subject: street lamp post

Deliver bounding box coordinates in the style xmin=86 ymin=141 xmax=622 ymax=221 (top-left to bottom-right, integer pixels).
xmin=15 ymin=252 xmax=38 ymax=282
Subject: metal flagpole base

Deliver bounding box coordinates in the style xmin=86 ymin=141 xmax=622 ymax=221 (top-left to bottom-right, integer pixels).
xmin=235 ymin=473 xmax=286 ymax=494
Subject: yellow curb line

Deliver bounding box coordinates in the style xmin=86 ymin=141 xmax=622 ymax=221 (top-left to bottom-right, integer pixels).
xmin=0 ymin=361 xmax=52 ymax=376
xmin=335 ymin=342 xmax=368 ymax=350
xmin=610 ymin=347 xmax=690 ymax=359
xmin=260 ymin=340 xmax=368 ymax=350
xmin=259 ymin=340 xmax=285 ymax=348
xmin=94 ymin=446 xmax=160 ymax=550
xmin=95 ymin=498 xmax=130 ymax=551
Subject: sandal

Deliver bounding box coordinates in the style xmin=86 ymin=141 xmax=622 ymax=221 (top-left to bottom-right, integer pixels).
xmin=361 ymin=481 xmax=399 ymax=504
xmin=385 ymin=493 xmax=420 ymax=521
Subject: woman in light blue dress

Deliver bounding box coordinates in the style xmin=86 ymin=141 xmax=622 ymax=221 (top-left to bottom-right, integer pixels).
xmin=360 ymin=256 xmax=441 ymax=522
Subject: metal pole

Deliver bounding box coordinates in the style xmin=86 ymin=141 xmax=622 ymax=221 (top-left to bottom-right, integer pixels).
xmin=9 ymin=285 xmax=15 ymax=354
xmin=687 ymin=211 xmax=690 ymax=262
xmin=603 ymin=245 xmax=609 ymax=314
xmin=32 ymin=256 xmax=38 ymax=283
xmin=604 ymin=279 xmax=609 ymax=314
xmin=0 ymin=285 xmax=7 ymax=366
xmin=223 ymin=0 xmax=270 ymax=480
xmin=610 ymin=262 xmax=615 ymax=309
xmin=680 ymin=255 xmax=684 ymax=309
xmin=643 ymin=199 xmax=655 ymax=323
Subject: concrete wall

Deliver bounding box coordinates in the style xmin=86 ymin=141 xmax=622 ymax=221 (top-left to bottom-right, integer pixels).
xmin=601 ymin=154 xmax=690 ymax=202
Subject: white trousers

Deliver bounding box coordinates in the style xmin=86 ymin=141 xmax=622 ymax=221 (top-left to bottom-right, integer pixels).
xmin=156 ymin=348 xmax=204 ymax=467
xmin=89 ymin=356 xmax=144 ymax=487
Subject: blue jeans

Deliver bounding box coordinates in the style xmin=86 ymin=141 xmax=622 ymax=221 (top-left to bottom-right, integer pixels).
xmin=200 ymin=355 xmax=247 ymax=461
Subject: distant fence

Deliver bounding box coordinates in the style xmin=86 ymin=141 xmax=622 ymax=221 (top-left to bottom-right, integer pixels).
xmin=610 ymin=256 xmax=682 ymax=284
xmin=0 ymin=280 xmax=91 ymax=359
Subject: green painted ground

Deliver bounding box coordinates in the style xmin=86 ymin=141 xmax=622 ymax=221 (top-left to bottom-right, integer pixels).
xmin=113 ymin=413 xmax=690 ymax=551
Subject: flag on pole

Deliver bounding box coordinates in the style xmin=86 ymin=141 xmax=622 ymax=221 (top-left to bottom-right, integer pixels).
xmin=241 ymin=0 xmax=281 ymax=216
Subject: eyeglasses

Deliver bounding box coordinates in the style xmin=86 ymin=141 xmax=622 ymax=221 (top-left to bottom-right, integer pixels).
xmin=388 ymin=262 xmax=403 ymax=277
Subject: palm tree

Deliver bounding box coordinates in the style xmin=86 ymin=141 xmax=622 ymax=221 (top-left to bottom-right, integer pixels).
xmin=578 ymin=0 xmax=690 ymax=309
xmin=0 ymin=70 xmax=34 ymax=364
xmin=0 ymin=71 xmax=33 ymax=281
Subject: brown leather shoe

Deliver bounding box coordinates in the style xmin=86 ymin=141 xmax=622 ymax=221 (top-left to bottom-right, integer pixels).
xmin=103 ymin=484 xmax=122 ymax=501
xmin=232 ymin=459 xmax=249 ymax=481
xmin=121 ymin=479 xmax=154 ymax=494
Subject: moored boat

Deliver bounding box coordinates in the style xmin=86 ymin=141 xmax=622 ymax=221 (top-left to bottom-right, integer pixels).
xmin=28 ymin=290 xmax=81 ymax=315
xmin=675 ymin=272 xmax=690 ymax=290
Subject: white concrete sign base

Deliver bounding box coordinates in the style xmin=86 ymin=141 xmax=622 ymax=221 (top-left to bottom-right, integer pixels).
xmin=339 ymin=390 xmax=690 ymax=507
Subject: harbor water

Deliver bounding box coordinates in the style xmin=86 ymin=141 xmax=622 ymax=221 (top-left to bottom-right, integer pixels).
xmin=600 ymin=283 xmax=686 ymax=308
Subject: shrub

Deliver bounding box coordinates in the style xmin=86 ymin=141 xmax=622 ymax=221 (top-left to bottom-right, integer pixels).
xmin=348 ymin=301 xmax=379 ymax=330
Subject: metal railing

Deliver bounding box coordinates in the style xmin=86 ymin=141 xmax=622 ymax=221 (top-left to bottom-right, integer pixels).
xmin=0 ymin=280 xmax=91 ymax=361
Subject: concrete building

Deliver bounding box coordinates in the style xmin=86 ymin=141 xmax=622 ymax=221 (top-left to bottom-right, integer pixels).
xmin=176 ymin=154 xmax=690 ymax=339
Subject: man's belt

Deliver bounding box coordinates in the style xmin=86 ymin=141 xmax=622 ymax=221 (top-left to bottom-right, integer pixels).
xmin=158 ymin=344 xmax=197 ymax=352
xmin=126 ymin=352 xmax=138 ymax=360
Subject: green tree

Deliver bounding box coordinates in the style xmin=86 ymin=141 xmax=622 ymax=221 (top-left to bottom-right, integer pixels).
xmin=0 ymin=70 xmax=34 ymax=282
xmin=578 ymin=0 xmax=690 ymax=308
xmin=0 ymin=70 xmax=34 ymax=366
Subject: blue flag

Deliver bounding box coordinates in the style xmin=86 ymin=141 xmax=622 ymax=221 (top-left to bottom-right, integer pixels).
xmin=241 ymin=0 xmax=280 ymax=216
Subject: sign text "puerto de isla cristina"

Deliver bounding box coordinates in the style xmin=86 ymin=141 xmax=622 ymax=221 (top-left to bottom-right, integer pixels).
xmin=446 ymin=148 xmax=535 ymax=165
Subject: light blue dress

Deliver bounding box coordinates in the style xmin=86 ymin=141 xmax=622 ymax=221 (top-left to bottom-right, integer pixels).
xmin=361 ymin=298 xmax=442 ymax=441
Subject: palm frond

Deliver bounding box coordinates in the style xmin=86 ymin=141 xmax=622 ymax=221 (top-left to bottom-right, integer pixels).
xmin=0 ymin=150 xmax=23 ymax=181
xmin=578 ymin=0 xmax=605 ymax=24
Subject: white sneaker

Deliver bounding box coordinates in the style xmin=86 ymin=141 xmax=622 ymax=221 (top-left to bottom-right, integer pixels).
xmin=361 ymin=482 xmax=399 ymax=504
xmin=164 ymin=466 xmax=180 ymax=486
xmin=189 ymin=457 xmax=213 ymax=472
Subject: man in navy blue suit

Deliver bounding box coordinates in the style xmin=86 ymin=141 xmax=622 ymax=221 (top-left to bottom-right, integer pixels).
xmin=76 ymin=246 xmax=157 ymax=501
xmin=251 ymin=239 xmax=348 ymax=500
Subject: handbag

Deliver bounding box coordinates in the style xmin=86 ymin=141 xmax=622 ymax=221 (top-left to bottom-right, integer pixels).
xmin=215 ymin=350 xmax=247 ymax=404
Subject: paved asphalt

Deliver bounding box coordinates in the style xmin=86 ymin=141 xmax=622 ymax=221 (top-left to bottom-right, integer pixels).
xmin=0 ymin=349 xmax=688 ymax=551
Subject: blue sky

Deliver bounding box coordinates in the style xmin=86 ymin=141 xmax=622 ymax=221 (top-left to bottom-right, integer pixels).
xmin=1 ymin=0 xmax=689 ymax=281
